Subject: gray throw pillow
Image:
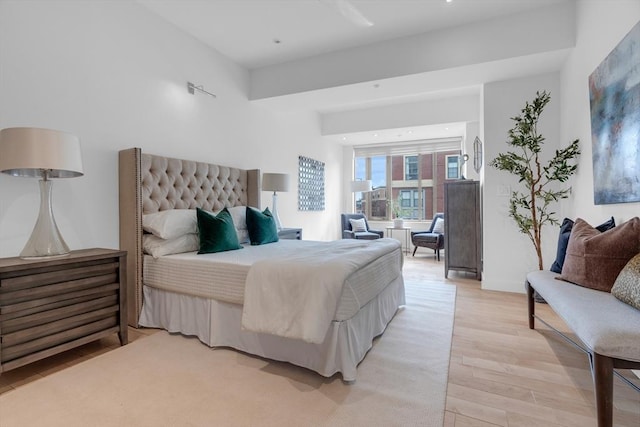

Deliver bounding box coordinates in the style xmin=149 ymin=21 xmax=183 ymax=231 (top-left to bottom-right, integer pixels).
xmin=349 ymin=218 xmax=367 ymax=232
xmin=432 ymin=217 xmax=444 ymax=234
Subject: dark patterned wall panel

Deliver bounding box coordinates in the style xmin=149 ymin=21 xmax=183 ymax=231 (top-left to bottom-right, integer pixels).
xmin=298 ymin=155 xmax=325 ymax=211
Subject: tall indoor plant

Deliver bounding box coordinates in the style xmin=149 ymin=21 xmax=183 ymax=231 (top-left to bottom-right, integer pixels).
xmin=489 ymin=91 xmax=580 ymax=270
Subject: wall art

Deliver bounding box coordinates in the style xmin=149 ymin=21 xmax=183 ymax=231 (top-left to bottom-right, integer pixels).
xmin=298 ymin=155 xmax=325 ymax=211
xmin=589 ymin=20 xmax=640 ymax=204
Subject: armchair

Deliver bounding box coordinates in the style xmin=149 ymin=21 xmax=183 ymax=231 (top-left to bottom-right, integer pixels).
xmin=411 ymin=213 xmax=444 ymax=260
xmin=341 ymin=213 xmax=384 ymax=240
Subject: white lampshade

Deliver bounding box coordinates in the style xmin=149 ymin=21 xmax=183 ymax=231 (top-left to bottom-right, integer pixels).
xmin=351 ymin=180 xmax=372 ymax=192
xmin=0 ymin=127 xmax=83 ymax=178
xmin=262 ymin=173 xmax=290 ymax=192
xmin=0 ymin=127 xmax=83 ymax=258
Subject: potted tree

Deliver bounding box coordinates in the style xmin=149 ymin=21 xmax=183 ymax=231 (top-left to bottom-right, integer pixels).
xmin=489 ymin=91 xmax=580 ymax=270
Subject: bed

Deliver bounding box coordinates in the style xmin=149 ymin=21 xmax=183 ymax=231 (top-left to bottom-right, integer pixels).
xmin=118 ymin=147 xmax=405 ymax=381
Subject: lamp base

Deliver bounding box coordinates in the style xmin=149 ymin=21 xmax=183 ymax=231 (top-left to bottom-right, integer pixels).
xmin=272 ymin=192 xmax=283 ymax=231
xmin=20 ymin=179 xmax=71 ymax=258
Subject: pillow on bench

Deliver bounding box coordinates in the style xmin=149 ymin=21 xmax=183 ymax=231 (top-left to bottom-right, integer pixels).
xmin=550 ymin=217 xmax=615 ymax=273
xmin=559 ymin=217 xmax=640 ymax=292
xmin=612 ymin=253 xmax=640 ymax=310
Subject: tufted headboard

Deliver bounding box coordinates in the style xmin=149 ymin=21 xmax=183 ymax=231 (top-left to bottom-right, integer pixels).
xmin=118 ymin=148 xmax=260 ymax=327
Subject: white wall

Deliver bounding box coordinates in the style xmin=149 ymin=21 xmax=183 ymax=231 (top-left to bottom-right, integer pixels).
xmin=480 ymin=1 xmax=640 ymax=294
xmin=482 ymin=73 xmax=563 ymax=292
xmin=0 ymin=1 xmax=341 ymax=257
xmin=560 ymin=0 xmax=640 ymax=223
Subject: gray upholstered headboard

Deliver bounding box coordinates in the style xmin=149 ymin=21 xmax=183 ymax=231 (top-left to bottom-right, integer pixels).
xmin=118 ymin=148 xmax=260 ymax=327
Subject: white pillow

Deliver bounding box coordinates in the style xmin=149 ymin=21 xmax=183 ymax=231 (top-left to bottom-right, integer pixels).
xmin=432 ymin=217 xmax=445 ymax=234
xmin=228 ymin=206 xmax=249 ymax=244
xmin=143 ymin=209 xmax=197 ymax=240
xmin=349 ymin=218 xmax=368 ymax=232
xmin=143 ymin=233 xmax=199 ymax=258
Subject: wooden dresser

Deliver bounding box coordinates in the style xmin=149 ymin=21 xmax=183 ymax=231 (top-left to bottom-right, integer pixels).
xmin=444 ymin=180 xmax=482 ymax=280
xmin=0 ymin=248 xmax=127 ymax=374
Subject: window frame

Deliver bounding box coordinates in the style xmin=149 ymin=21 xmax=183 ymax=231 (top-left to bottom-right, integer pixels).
xmin=404 ymin=155 xmax=418 ymax=181
xmin=446 ymin=155 xmax=460 ymax=180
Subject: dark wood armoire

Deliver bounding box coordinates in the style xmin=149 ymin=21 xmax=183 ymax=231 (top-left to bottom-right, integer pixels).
xmin=444 ymin=180 xmax=482 ymax=280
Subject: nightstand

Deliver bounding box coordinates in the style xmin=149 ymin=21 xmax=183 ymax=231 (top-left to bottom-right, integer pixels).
xmin=278 ymin=228 xmax=302 ymax=240
xmin=0 ymin=248 xmax=127 ymax=375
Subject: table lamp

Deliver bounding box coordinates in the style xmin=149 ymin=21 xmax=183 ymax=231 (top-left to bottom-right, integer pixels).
xmin=351 ymin=180 xmax=372 ymax=214
xmin=350 ymin=179 xmax=372 ymax=193
xmin=262 ymin=172 xmax=290 ymax=230
xmin=0 ymin=127 xmax=84 ymax=258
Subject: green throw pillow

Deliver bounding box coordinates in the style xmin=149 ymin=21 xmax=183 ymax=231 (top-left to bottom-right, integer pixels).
xmin=246 ymin=207 xmax=279 ymax=245
xmin=196 ymin=207 xmax=242 ymax=254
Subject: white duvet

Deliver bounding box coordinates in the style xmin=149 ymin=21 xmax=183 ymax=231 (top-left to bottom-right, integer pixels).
xmin=241 ymin=238 xmax=402 ymax=344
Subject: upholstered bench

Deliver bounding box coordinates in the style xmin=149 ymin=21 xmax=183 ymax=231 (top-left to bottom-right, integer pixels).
xmin=525 ymin=270 xmax=640 ymax=427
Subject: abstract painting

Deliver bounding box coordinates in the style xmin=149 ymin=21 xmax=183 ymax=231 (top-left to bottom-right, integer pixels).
xmin=589 ymin=20 xmax=640 ymax=204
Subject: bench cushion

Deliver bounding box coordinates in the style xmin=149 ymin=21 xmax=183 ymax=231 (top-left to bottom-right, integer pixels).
xmin=527 ymin=270 xmax=640 ymax=362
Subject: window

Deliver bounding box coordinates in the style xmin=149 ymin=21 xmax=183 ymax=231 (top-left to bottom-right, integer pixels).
xmin=353 ymin=156 xmax=387 ymax=217
xmin=404 ymin=155 xmax=418 ymax=180
xmin=353 ymin=139 xmax=462 ymax=220
xmin=400 ymin=190 xmax=412 ymax=207
xmin=446 ymin=155 xmax=460 ymax=179
xmin=399 ymin=189 xmax=424 ymax=220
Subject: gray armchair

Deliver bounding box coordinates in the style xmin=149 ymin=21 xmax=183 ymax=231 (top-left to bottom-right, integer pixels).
xmin=341 ymin=213 xmax=384 ymax=240
xmin=411 ymin=213 xmax=444 ymax=260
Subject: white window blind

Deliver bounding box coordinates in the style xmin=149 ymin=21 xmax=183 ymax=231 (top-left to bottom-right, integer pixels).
xmin=353 ymin=137 xmax=462 ymax=157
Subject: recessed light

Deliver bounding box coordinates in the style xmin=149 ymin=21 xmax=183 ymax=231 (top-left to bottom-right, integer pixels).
xmin=373 ymin=133 xmax=378 ymax=137
xmin=342 ymin=136 xmax=347 ymax=141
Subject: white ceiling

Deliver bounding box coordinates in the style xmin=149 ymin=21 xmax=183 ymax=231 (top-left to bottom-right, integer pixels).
xmin=138 ymin=0 xmax=569 ymax=69
xmin=137 ymin=0 xmax=572 ymax=143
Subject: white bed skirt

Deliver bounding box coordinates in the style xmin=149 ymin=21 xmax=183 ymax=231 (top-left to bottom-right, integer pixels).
xmin=138 ymin=277 xmax=405 ymax=381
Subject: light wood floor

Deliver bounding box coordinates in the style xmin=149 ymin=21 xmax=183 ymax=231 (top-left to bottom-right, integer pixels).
xmin=1 ymin=253 xmax=638 ymax=426
xmin=400 ymin=255 xmax=639 ymax=427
